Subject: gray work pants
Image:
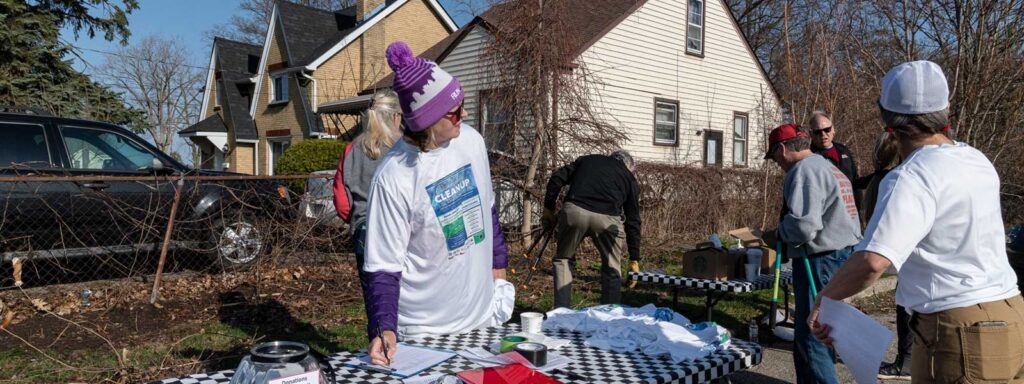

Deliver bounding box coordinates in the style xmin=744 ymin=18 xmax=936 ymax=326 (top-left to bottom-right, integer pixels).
xmin=552 ymin=202 xmax=625 ymax=308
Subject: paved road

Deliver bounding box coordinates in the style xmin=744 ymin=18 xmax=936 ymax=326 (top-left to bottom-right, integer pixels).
xmin=729 ymin=308 xmax=909 ymax=383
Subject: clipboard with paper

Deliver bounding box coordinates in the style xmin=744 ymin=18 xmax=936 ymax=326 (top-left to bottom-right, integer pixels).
xmin=344 ymin=343 xmax=457 ymax=378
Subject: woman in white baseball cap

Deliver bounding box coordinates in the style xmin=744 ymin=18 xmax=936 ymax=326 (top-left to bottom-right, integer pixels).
xmin=808 ymin=60 xmax=1024 ymax=383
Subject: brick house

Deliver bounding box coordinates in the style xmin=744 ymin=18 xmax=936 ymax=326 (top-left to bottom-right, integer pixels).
xmin=180 ymin=38 xmax=261 ymax=173
xmin=183 ymin=0 xmax=456 ymax=174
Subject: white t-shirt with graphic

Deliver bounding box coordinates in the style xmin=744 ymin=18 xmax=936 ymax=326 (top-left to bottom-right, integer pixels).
xmin=857 ymin=142 xmax=1020 ymax=314
xmin=363 ymin=125 xmax=498 ymax=338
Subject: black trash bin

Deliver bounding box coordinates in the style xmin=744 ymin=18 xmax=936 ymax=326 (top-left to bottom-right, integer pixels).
xmin=1008 ymin=225 xmax=1024 ymax=292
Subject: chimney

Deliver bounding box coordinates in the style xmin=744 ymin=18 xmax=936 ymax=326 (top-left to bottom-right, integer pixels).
xmin=356 ymin=0 xmax=387 ymax=22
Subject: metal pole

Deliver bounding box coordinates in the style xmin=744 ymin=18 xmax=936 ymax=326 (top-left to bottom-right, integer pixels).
xmin=800 ymin=247 xmax=818 ymax=298
xmin=769 ymin=240 xmax=783 ymax=329
xmin=150 ymin=178 xmax=184 ymax=304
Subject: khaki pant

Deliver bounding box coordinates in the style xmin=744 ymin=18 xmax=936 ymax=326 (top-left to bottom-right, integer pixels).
xmin=910 ymin=295 xmax=1024 ymax=384
xmin=552 ymin=202 xmax=625 ymax=308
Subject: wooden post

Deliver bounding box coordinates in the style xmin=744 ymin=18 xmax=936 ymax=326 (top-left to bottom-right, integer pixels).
xmin=150 ymin=178 xmax=184 ymax=304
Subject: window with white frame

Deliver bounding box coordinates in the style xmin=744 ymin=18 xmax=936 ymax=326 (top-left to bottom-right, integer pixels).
xmin=733 ymin=113 xmax=748 ymax=166
xmin=704 ymin=130 xmax=723 ymax=166
xmin=271 ymin=74 xmax=289 ymax=103
xmin=269 ymin=139 xmax=290 ymax=175
xmin=654 ymin=98 xmax=679 ymax=145
xmin=687 ymin=0 xmax=705 ymax=55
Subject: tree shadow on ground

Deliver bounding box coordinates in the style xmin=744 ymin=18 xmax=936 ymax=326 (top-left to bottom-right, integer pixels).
xmin=726 ymin=370 xmax=792 ymax=384
xmin=173 ymin=290 xmax=345 ymax=373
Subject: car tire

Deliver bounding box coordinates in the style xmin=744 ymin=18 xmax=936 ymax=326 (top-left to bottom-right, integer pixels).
xmin=209 ymin=214 xmax=267 ymax=272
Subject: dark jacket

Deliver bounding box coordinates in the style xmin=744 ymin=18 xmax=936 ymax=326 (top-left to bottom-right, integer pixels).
xmin=544 ymin=154 xmax=641 ymax=260
xmin=813 ymin=142 xmax=858 ymax=183
xmin=813 ymin=141 xmax=860 ymax=209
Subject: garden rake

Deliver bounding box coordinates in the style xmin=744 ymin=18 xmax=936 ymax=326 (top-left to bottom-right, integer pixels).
xmin=512 ymin=230 xmax=553 ymax=290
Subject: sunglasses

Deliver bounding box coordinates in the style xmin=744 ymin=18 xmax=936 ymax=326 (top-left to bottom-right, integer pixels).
xmin=812 ymin=126 xmax=833 ymax=135
xmin=443 ymin=103 xmax=464 ymax=125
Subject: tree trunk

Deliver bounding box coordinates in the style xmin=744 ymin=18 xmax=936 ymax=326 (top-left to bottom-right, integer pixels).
xmin=520 ymin=100 xmax=547 ymax=247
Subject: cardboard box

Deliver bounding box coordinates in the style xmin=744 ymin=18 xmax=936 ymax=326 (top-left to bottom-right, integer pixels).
xmin=682 ymin=242 xmax=740 ymax=281
xmin=728 ymin=227 xmax=778 ymax=270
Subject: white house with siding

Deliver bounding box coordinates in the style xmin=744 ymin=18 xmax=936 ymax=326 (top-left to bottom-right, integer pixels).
xmin=341 ymin=0 xmax=780 ymax=167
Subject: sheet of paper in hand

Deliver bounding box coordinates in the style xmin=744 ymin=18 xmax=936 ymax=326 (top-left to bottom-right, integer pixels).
xmin=819 ymin=297 xmax=895 ymax=384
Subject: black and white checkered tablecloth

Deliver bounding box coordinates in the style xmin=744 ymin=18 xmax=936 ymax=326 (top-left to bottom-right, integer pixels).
xmin=628 ymin=266 xmax=794 ymax=293
xmin=150 ymin=324 xmax=761 ymax=384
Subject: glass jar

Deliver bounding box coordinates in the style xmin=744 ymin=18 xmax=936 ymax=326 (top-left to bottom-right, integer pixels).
xmin=230 ymin=341 xmax=329 ymax=384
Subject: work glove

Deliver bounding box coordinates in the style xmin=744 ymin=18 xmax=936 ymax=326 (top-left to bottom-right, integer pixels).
xmin=541 ymin=208 xmax=556 ymax=232
xmin=626 ymin=260 xmax=640 ymax=288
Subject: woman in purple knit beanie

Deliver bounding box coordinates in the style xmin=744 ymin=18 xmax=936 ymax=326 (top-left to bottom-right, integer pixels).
xmin=362 ymin=42 xmax=512 ymax=366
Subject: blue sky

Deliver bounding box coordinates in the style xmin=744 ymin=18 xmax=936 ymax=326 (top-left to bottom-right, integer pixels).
xmin=61 ymin=0 xmax=481 ymax=73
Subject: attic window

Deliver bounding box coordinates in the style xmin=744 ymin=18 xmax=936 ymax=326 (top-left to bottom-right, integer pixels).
xmin=686 ymin=0 xmax=705 ymax=56
xmin=271 ymin=74 xmax=289 ymax=104
xmin=247 ymin=55 xmax=260 ymax=74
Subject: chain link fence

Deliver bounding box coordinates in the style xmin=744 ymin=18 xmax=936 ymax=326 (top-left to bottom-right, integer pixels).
xmin=0 ymin=174 xmax=349 ymax=291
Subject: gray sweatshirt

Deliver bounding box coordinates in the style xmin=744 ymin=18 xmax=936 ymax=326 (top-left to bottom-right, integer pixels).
xmin=779 ymin=154 xmax=863 ymax=255
xmin=342 ymin=136 xmax=391 ymax=231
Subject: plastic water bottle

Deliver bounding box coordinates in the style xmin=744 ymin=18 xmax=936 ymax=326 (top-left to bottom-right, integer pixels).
xmin=748 ymin=318 xmax=759 ymax=343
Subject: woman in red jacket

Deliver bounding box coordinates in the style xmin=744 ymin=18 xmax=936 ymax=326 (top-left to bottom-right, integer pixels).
xmin=332 ymin=89 xmax=402 ymax=333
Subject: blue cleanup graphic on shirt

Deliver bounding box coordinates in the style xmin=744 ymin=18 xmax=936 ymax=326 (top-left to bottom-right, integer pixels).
xmin=425 ymin=164 xmax=485 ymax=254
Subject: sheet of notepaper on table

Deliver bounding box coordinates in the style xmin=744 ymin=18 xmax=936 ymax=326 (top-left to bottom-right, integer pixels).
xmin=345 ymin=343 xmax=456 ymax=378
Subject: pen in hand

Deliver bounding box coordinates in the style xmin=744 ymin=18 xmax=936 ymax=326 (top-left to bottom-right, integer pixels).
xmin=377 ymin=323 xmax=392 ymax=366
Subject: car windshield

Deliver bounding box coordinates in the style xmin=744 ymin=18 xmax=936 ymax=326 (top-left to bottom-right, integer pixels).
xmin=307 ymin=177 xmax=332 ymax=198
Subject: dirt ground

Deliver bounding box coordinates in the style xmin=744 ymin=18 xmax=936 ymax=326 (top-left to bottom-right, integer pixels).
xmin=0 ymin=256 xmax=368 ymax=383
xmin=0 ymin=242 xmax=898 ymax=383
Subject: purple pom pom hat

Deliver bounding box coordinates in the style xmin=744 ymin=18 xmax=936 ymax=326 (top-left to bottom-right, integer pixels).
xmin=385 ymin=41 xmax=464 ymax=132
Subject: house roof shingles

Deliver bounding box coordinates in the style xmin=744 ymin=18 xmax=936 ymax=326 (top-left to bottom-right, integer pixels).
xmin=276 ymin=1 xmax=362 ymax=67
xmin=181 ymin=113 xmax=227 ymax=135
xmin=213 ymin=37 xmax=262 ymax=141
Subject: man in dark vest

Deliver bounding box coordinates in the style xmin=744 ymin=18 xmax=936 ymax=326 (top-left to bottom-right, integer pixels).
xmin=808 ymin=111 xmax=860 ymax=209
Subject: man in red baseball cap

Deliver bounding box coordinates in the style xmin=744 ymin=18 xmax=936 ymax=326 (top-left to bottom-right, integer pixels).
xmin=766 ymin=123 xmax=862 ymax=384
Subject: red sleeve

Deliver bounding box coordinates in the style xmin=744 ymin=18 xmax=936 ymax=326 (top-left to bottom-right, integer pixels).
xmin=333 ymin=142 xmax=355 ymax=221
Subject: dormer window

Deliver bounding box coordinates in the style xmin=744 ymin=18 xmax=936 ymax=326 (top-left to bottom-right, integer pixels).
xmin=271 ymin=74 xmax=289 ymax=104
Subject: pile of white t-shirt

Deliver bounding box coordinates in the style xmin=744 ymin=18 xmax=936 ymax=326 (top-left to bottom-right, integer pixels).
xmin=543 ymin=304 xmax=729 ymax=363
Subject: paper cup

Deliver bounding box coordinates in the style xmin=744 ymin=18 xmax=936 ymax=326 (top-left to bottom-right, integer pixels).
xmin=746 ymin=248 xmax=763 ymax=265
xmin=521 ymin=312 xmax=544 ymax=334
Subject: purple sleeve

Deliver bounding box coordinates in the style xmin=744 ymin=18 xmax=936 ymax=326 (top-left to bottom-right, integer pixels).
xmin=491 ymin=205 xmax=508 ymax=269
xmin=365 ymin=270 xmax=401 ymax=339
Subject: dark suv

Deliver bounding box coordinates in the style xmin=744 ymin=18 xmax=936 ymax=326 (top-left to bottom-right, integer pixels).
xmin=0 ymin=109 xmax=288 ymax=273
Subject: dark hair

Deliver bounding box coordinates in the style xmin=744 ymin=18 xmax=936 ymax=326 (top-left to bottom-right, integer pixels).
xmin=872 ymin=131 xmax=901 ymax=171
xmin=403 ymin=126 xmax=436 ymax=152
xmin=880 ymin=106 xmax=949 ymax=141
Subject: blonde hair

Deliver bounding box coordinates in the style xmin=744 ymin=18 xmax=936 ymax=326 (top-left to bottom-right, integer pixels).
xmin=361 ymin=90 xmax=402 ymax=160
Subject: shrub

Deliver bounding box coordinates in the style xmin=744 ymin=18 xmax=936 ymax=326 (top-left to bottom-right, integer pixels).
xmin=274 ymin=138 xmax=347 ymax=192
xmin=274 ymin=138 xmax=347 ymax=176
